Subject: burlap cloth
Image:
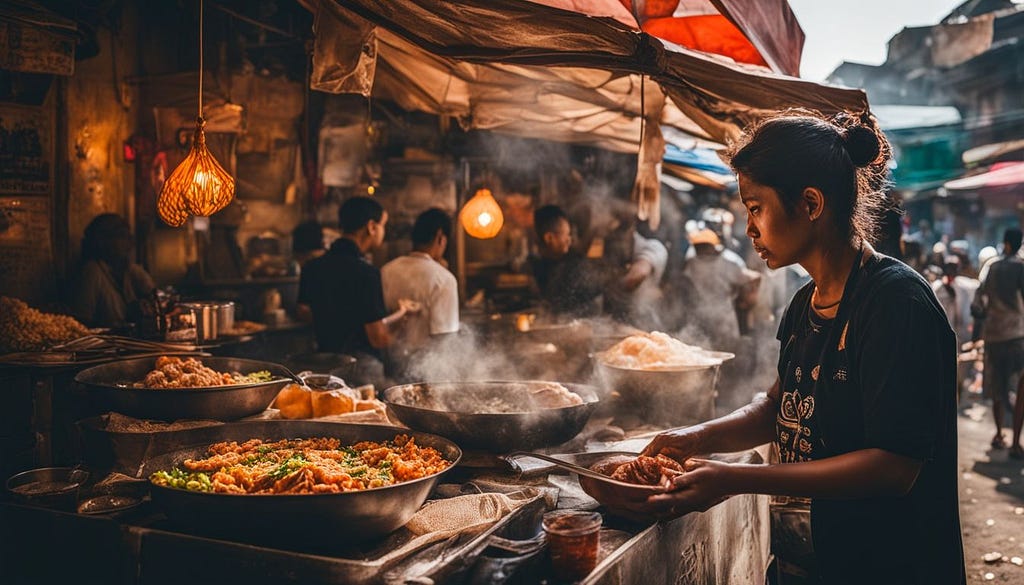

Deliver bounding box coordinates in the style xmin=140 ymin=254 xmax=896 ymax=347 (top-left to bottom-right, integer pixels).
xmin=376 ymin=491 xmax=531 ymax=566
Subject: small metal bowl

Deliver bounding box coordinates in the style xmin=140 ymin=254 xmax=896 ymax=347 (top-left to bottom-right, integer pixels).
xmin=577 ymin=456 xmax=665 ymax=521
xmin=6 ymin=467 xmax=89 ymax=511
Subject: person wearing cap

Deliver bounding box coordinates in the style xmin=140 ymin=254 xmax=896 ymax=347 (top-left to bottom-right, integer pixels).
xmin=678 ymin=227 xmax=761 ymax=347
xmin=72 ymin=213 xmax=156 ymax=329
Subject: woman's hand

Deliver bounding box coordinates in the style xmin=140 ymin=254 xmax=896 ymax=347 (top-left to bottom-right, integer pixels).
xmin=641 ymin=425 xmax=708 ymax=464
xmin=625 ymin=458 xmax=735 ymax=520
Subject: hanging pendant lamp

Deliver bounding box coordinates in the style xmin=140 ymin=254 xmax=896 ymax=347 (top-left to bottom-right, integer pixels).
xmin=157 ymin=0 xmax=235 ymax=227
xmin=459 ymin=188 xmax=504 ymax=239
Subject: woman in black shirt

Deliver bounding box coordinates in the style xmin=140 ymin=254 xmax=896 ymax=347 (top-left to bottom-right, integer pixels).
xmin=638 ymin=111 xmax=966 ymax=584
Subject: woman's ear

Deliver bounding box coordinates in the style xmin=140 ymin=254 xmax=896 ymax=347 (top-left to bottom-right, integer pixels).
xmin=802 ymin=187 xmax=825 ymax=222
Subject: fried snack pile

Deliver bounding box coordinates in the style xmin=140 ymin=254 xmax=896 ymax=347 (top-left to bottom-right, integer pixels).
xmin=610 ymin=455 xmax=686 ymax=486
xmin=132 ymin=356 xmax=272 ymax=388
xmin=150 ymin=435 xmax=451 ymax=494
xmin=600 ymin=332 xmax=721 ymax=370
xmin=0 ymin=296 xmax=91 ymax=353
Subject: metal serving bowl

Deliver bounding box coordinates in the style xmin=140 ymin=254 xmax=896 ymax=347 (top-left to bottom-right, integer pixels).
xmin=383 ymin=381 xmax=600 ymax=453
xmin=74 ymin=357 xmax=294 ymax=421
xmin=592 ymin=352 xmax=733 ymax=427
xmin=140 ymin=421 xmax=461 ymax=545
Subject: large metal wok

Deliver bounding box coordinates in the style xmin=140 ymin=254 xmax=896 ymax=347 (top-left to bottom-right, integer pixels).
xmin=74 ymin=356 xmax=294 ymax=421
xmin=383 ymin=381 xmax=599 ymax=452
xmin=139 ymin=420 xmax=461 ymax=545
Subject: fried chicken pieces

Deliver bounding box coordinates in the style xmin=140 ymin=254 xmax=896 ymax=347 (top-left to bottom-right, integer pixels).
xmin=134 ymin=356 xmax=235 ymax=388
xmin=609 ymin=454 xmax=686 ymax=486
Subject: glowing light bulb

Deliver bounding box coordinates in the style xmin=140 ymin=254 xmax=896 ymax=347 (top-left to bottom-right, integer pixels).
xmin=459 ymin=189 xmax=504 ymax=239
xmin=367 ymin=185 xmax=376 ymax=195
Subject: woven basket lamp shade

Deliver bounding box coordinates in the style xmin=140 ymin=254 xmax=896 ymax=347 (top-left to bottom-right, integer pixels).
xmin=459 ymin=188 xmax=504 ymax=239
xmin=157 ymin=0 xmax=235 ymax=227
xmin=157 ymin=118 xmax=235 ymax=226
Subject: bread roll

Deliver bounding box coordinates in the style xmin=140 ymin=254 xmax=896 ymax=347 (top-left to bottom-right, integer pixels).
xmin=275 ymin=383 xmax=312 ymax=419
xmin=355 ymin=399 xmax=381 ymax=412
xmin=311 ymin=389 xmax=355 ymax=417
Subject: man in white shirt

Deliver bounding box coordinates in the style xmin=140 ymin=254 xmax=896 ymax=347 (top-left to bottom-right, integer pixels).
xmin=381 ymin=208 xmax=460 ymax=365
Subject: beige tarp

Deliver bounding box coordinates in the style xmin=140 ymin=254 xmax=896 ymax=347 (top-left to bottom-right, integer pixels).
xmin=307 ymin=0 xmax=866 ymax=150
xmin=305 ymin=0 xmax=869 ymax=226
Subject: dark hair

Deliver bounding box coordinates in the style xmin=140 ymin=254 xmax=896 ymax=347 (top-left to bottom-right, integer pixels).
xmin=534 ymin=204 xmax=569 ymax=238
xmin=726 ymin=110 xmax=892 ymax=243
xmin=338 ymin=196 xmax=384 ymax=234
xmin=292 ymin=220 xmax=324 ymax=254
xmin=1005 ymin=227 xmax=1023 ymax=253
xmin=82 ymin=213 xmax=131 ymax=262
xmin=411 ymin=208 xmax=452 ymax=247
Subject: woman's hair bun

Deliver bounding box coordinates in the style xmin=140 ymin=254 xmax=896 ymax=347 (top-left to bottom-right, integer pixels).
xmin=842 ymin=124 xmax=882 ymax=168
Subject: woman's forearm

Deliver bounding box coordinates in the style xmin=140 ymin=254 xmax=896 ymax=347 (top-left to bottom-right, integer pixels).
xmin=695 ymin=392 xmax=778 ymax=454
xmin=725 ymin=448 xmax=923 ymax=499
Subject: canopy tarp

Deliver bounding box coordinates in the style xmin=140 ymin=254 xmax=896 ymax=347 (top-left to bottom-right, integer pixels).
xmin=306 ymin=0 xmax=867 ymax=149
xmin=305 ymin=0 xmax=868 ymax=226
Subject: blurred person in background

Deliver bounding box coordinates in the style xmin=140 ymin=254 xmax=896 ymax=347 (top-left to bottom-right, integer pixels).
xmin=381 ymin=208 xmax=459 ymax=377
xmin=931 ymin=255 xmax=978 ymax=348
xmin=639 ymin=111 xmax=965 ymax=584
xmin=971 ymin=227 xmax=1024 ymax=456
xmin=291 ymin=220 xmax=326 ymax=270
xmin=604 ymin=217 xmax=669 ymax=330
xmin=678 ymin=227 xmax=761 ymax=349
xmin=913 ymin=219 xmax=937 ymax=251
xmin=529 ymin=204 xmax=605 ymax=318
xmin=72 ymin=213 xmax=155 ymax=329
xmin=296 ymin=196 xmax=418 ymax=386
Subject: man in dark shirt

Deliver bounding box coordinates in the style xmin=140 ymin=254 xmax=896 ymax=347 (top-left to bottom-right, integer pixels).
xmin=297 ymin=197 xmax=414 ymax=362
xmin=529 ymin=205 xmax=605 ymax=317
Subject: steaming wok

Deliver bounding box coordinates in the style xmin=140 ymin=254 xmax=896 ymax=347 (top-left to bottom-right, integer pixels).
xmin=74 ymin=357 xmax=294 ymax=421
xmin=383 ymin=381 xmax=599 ymax=452
xmin=139 ymin=420 xmax=461 ymax=545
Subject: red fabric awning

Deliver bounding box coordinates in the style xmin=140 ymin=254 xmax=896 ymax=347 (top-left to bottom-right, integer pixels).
xmin=944 ymin=162 xmax=1024 ymax=210
xmin=540 ymin=0 xmax=804 ymax=76
xmin=945 ymin=162 xmax=1024 ymax=190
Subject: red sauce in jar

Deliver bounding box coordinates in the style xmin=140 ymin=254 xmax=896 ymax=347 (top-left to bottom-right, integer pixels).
xmin=543 ymin=511 xmax=601 ymax=581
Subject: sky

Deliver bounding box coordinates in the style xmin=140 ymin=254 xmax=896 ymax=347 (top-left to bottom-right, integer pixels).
xmin=787 ymin=0 xmax=970 ymax=81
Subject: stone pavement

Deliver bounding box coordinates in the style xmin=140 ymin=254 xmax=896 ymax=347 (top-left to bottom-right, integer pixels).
xmin=957 ymin=395 xmax=1024 ymax=584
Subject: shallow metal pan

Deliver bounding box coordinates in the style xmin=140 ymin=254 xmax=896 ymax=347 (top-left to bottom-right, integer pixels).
xmin=139 ymin=420 xmax=461 ymax=546
xmin=383 ymin=381 xmax=599 ymax=453
xmin=74 ymin=357 xmax=294 ymax=421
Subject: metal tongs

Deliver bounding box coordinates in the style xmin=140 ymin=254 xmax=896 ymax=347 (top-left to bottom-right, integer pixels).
xmin=504 ymin=451 xmax=654 ymax=488
xmin=507 ymin=450 xmax=684 ymax=491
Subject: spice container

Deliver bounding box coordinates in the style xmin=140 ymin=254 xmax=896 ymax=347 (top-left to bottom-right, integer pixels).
xmin=542 ymin=510 xmax=601 ymax=582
